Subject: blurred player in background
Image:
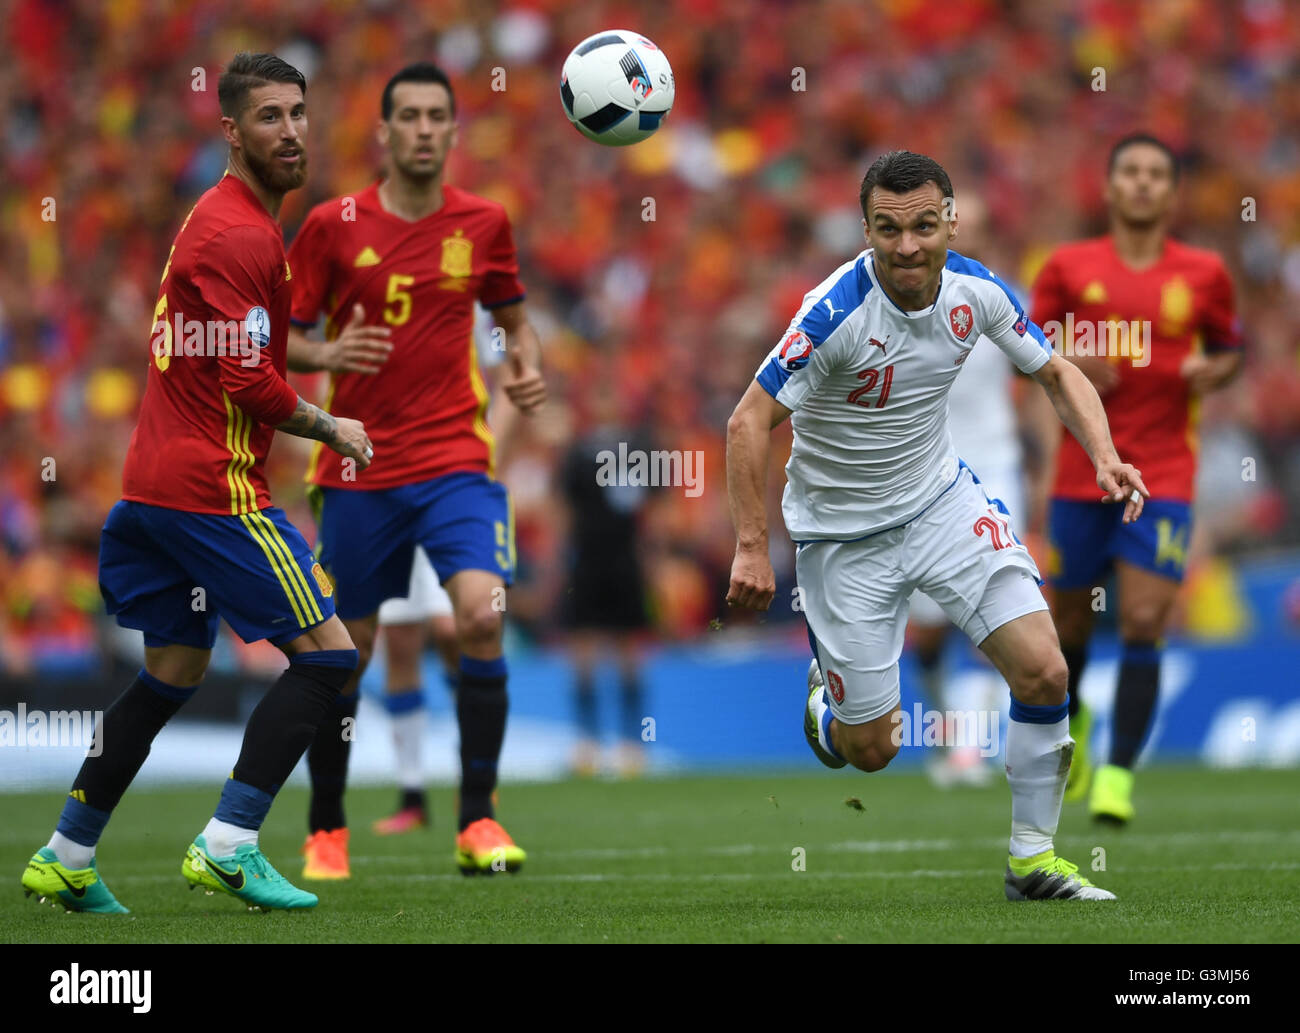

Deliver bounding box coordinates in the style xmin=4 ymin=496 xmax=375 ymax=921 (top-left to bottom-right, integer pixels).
xmin=1033 ymin=134 xmax=1243 ymax=824
xmin=368 ymin=551 xmax=458 ymax=834
xmin=905 ymin=195 xmax=1045 ymax=787
xmin=728 ymin=150 xmax=1149 ymax=901
xmin=370 ymin=303 xmax=508 ymax=836
xmin=558 ymin=391 xmax=653 ymax=777
xmin=22 ymin=53 xmax=372 ymax=914
xmin=287 ymin=63 xmax=545 ymax=877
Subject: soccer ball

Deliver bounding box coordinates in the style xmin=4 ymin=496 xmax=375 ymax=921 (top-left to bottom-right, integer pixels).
xmin=560 ymin=30 xmax=675 ymax=146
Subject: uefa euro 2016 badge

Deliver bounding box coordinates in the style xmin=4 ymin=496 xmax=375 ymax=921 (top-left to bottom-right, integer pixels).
xmin=779 ymin=329 xmax=813 ymax=371
xmin=244 ymin=306 xmax=271 ymax=348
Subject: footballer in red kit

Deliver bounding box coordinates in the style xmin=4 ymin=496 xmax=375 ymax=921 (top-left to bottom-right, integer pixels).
xmin=22 ymin=53 xmax=375 ymax=915
xmin=1031 ymin=133 xmax=1244 ymax=823
xmin=286 ymin=63 xmax=545 ymax=877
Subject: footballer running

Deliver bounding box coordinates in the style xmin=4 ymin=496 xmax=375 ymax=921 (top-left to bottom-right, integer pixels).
xmin=726 ymin=150 xmax=1148 ymax=901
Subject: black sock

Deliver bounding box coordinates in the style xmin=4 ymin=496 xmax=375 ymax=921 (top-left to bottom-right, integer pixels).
xmin=1109 ymin=641 xmax=1161 ymax=769
xmin=457 ymin=656 xmax=508 ymax=830
xmin=71 ymin=670 xmax=197 ymax=812
xmin=307 ymin=690 xmax=359 ymax=832
xmin=1062 ymin=644 xmax=1087 ymax=719
xmin=232 ymin=649 xmax=357 ymax=798
xmin=619 ymin=672 xmax=643 ymax=742
xmin=400 ymin=787 xmax=427 ymax=812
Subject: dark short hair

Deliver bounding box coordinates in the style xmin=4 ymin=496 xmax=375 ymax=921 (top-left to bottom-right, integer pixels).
xmin=859 ymin=150 xmax=954 ymax=219
xmin=382 ymin=62 xmax=456 ymax=120
xmin=1108 ymin=132 xmax=1179 ymax=182
xmin=217 ymin=52 xmax=306 ymax=119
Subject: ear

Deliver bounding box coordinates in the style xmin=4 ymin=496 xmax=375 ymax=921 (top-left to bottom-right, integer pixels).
xmin=220 ymin=115 xmax=240 ymax=149
xmin=861 ymin=217 xmax=870 ymax=245
xmin=377 ymin=118 xmax=389 ymax=150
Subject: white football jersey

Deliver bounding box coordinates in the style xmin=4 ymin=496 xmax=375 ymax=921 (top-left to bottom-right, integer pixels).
xmin=756 ymin=249 xmax=1051 ymax=540
xmin=947 ymin=330 xmax=1021 ymax=479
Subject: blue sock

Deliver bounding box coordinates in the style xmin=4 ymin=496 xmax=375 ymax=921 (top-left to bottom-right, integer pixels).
xmin=384 ymin=687 xmax=424 ymax=716
xmin=213 ymin=778 xmax=273 ymax=831
xmin=54 ymin=797 xmax=112 ymax=849
xmin=1009 ymin=696 xmax=1070 ymax=725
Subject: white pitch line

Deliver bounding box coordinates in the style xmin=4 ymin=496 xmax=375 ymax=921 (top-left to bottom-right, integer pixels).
xmin=104 ymin=860 xmax=1300 ymax=887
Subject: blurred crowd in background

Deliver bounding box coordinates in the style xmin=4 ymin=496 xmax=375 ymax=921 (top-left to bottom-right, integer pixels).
xmin=2 ymin=0 xmax=1299 ymax=675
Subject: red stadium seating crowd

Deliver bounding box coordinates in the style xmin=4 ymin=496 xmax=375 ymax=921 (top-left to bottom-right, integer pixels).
xmin=2 ymin=0 xmax=1299 ymax=673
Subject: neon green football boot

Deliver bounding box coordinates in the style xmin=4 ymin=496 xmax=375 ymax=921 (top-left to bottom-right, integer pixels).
xmin=182 ymin=835 xmax=318 ymax=911
xmin=1005 ymin=850 xmax=1116 ymax=901
xmin=803 ymin=658 xmax=847 ymax=770
xmin=22 ymin=848 xmax=129 ymax=914
xmin=1089 ymin=763 xmax=1136 ymax=825
xmin=1064 ymin=700 xmax=1094 ymax=803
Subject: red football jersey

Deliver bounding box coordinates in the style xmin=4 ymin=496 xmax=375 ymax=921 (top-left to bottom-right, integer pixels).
xmin=288 ymin=182 xmax=526 ymax=490
xmin=1031 ymin=236 xmax=1241 ymax=502
xmin=122 ymin=173 xmax=300 ymax=514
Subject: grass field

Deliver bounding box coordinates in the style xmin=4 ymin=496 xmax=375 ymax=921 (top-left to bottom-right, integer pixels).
xmin=3 ymin=767 xmax=1298 ymax=944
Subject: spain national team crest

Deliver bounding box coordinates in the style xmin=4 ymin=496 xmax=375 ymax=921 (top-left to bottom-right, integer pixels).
xmin=826 ymin=670 xmax=845 ymax=705
xmin=310 ymin=562 xmax=334 ymax=598
xmin=439 ymin=229 xmax=473 ymax=279
xmin=778 ymin=329 xmax=814 ymax=371
xmin=949 ymin=304 xmax=974 ymax=341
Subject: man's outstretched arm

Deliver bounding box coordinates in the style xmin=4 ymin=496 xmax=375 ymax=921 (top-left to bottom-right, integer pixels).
xmin=1031 ymin=353 xmax=1149 ymax=523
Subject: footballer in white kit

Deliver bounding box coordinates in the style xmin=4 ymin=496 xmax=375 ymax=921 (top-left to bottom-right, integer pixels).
xmin=726 ymin=151 xmax=1149 ymax=901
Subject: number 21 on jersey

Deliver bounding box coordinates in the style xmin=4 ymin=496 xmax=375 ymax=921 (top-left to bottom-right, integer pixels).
xmin=847 ymin=364 xmax=894 ymax=409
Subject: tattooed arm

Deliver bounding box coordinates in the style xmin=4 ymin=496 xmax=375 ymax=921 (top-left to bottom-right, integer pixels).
xmin=276 ymin=397 xmax=373 ymax=469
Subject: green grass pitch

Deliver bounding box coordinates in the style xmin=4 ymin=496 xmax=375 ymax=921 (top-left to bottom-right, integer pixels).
xmin=3 ymin=767 xmax=1297 ymax=943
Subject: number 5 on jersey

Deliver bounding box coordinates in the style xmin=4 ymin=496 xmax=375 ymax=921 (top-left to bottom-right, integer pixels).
xmin=384 ymin=274 xmax=414 ymax=326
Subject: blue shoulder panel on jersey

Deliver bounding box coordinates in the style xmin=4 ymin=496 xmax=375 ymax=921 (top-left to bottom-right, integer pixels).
xmin=757 ymin=257 xmax=872 ymax=399
xmin=796 ymin=256 xmax=871 ymax=345
xmin=945 ymin=250 xmax=1049 ymax=350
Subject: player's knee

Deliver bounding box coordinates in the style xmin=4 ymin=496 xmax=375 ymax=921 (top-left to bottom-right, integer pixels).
xmin=1119 ymin=605 xmax=1170 ymax=643
xmin=146 ymin=652 xmax=209 ymax=687
xmin=838 ymin=726 xmax=899 ymax=773
xmin=1012 ymin=651 xmax=1069 ymax=706
xmin=456 ymin=605 xmax=504 ymax=650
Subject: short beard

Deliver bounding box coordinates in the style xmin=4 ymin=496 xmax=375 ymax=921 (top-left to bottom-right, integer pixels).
xmin=246 ymin=145 xmax=308 ymax=195
xmin=392 ymin=154 xmax=444 ymax=183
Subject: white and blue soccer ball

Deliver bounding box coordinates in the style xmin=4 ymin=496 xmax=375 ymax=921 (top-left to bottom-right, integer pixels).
xmin=560 ymin=30 xmax=675 ymax=146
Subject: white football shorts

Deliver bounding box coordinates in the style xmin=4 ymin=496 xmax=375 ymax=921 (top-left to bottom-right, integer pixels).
xmin=798 ymin=464 xmax=1046 ymax=725
xmin=377 ymin=547 xmax=454 ymax=625
xmin=909 ymin=460 xmax=1027 ymax=626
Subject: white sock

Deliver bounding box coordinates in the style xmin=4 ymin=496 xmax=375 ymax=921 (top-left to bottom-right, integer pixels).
xmin=201 ymin=818 xmax=258 ymax=858
xmin=392 ymin=708 xmax=424 ymax=795
xmin=812 ymin=690 xmax=837 ymax=757
xmin=48 ymin=832 xmax=94 ymax=870
xmin=1005 ymin=713 xmax=1073 ymax=858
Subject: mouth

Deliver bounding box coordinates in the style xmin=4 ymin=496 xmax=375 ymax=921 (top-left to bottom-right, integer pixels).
xmin=276 ymin=150 xmax=302 ymax=163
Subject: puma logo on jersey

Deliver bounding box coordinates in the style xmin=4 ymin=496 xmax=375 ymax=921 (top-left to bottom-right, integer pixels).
xmin=823 ymin=298 xmax=843 ymax=319
xmin=868 ymin=335 xmax=889 ymax=354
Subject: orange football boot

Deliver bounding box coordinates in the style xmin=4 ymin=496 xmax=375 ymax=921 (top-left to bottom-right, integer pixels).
xmin=372 ymin=806 xmax=428 ymax=836
xmin=455 ymin=818 xmax=525 ymax=875
xmin=302 ymin=827 xmax=350 ymax=880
